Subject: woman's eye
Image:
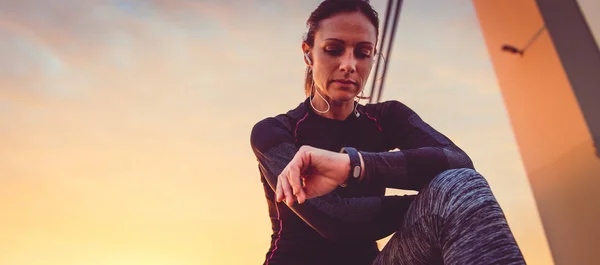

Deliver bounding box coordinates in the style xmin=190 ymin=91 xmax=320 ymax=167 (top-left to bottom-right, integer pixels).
xmin=356 ymin=50 xmax=372 ymax=58
xmin=325 ymin=48 xmax=343 ymax=56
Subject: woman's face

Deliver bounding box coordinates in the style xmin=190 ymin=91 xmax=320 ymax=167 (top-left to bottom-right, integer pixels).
xmin=305 ymin=12 xmax=377 ymax=103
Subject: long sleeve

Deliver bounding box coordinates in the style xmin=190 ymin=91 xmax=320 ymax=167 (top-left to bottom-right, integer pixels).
xmin=251 ymin=117 xmax=413 ymax=242
xmin=360 ymin=100 xmax=475 ymax=191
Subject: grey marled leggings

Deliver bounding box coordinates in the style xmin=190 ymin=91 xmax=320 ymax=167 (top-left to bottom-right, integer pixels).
xmin=372 ymin=168 xmax=526 ymax=265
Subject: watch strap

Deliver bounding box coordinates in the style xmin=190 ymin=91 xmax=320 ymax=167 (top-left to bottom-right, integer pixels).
xmin=340 ymin=147 xmax=361 ymax=187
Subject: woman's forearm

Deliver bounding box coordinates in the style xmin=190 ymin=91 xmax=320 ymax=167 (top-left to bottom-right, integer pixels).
xmin=359 ymin=145 xmax=474 ymax=191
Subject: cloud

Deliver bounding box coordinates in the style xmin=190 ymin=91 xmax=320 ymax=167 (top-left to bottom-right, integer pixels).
xmin=0 ymin=31 xmax=61 ymax=78
xmin=0 ymin=0 xmax=314 ymax=102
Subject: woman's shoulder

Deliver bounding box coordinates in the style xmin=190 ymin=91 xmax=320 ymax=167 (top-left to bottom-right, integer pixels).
xmin=253 ymin=100 xmax=308 ymax=129
xmin=363 ymin=99 xmax=417 ymax=118
xmin=250 ymin=100 xmax=308 ymax=146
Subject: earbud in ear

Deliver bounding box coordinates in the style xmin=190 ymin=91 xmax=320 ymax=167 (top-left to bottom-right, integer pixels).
xmin=304 ymin=52 xmax=313 ymax=66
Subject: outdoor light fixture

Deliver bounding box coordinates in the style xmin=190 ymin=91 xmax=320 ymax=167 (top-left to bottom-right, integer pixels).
xmin=501 ymin=25 xmax=547 ymax=57
xmin=501 ymin=44 xmax=525 ymax=56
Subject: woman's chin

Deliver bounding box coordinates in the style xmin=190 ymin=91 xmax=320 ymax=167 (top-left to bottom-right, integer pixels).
xmin=329 ymin=90 xmax=358 ymax=102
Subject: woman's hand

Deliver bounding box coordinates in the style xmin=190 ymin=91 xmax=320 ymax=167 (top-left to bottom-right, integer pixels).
xmin=276 ymin=145 xmax=350 ymax=206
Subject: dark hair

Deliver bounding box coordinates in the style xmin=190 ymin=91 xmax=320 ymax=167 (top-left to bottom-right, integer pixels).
xmin=303 ymin=0 xmax=380 ymax=97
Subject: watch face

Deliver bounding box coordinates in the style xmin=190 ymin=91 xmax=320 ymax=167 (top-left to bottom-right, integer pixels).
xmin=352 ymin=166 xmax=361 ymax=178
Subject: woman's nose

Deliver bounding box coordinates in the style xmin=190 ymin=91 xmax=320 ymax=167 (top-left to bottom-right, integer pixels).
xmin=339 ymin=52 xmax=357 ymax=73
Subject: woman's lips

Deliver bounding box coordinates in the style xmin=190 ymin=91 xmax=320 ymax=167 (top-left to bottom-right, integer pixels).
xmin=333 ymin=80 xmax=357 ymax=86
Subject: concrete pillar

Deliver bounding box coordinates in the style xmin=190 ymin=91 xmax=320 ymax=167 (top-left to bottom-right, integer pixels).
xmin=472 ymin=0 xmax=600 ymax=264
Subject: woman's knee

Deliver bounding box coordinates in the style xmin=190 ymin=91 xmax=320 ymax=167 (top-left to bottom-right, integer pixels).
xmin=425 ymin=168 xmax=490 ymax=197
xmin=403 ymin=168 xmax=494 ymax=225
xmin=410 ymin=168 xmax=497 ymax=220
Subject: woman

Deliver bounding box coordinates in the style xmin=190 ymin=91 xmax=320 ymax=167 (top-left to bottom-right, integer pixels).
xmin=250 ymin=1 xmax=525 ymax=264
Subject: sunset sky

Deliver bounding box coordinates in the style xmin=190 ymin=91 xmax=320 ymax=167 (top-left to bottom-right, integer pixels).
xmin=1 ymin=0 xmax=556 ymax=264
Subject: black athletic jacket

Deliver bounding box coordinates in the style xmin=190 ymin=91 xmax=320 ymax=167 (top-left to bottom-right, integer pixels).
xmin=250 ymin=98 xmax=474 ymax=265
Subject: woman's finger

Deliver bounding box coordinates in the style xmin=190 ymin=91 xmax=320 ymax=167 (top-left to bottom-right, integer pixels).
xmin=287 ymin=162 xmax=306 ymax=204
xmin=276 ymin=173 xmax=283 ymax=203
xmin=280 ymin=174 xmax=295 ymax=206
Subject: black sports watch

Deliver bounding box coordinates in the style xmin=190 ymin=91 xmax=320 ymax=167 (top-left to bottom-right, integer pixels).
xmin=339 ymin=147 xmax=362 ymax=187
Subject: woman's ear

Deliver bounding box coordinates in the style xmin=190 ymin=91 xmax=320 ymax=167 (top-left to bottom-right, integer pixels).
xmin=302 ymin=42 xmax=312 ymax=67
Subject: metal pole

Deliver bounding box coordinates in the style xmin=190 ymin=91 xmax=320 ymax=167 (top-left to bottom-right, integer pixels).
xmin=369 ymin=0 xmax=394 ymax=103
xmin=376 ymin=0 xmax=403 ymax=103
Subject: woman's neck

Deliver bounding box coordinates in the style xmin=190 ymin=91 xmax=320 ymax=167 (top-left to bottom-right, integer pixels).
xmin=311 ymin=94 xmax=355 ymax=120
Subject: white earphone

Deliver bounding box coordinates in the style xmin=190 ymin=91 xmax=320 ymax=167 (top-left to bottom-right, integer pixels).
xmin=304 ymin=52 xmax=313 ymax=65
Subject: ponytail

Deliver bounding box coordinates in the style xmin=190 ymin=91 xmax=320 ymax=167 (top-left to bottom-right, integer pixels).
xmin=304 ymin=66 xmax=313 ymax=97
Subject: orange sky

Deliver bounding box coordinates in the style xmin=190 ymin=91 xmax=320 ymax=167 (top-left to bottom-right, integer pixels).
xmin=0 ymin=0 xmax=556 ymax=264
